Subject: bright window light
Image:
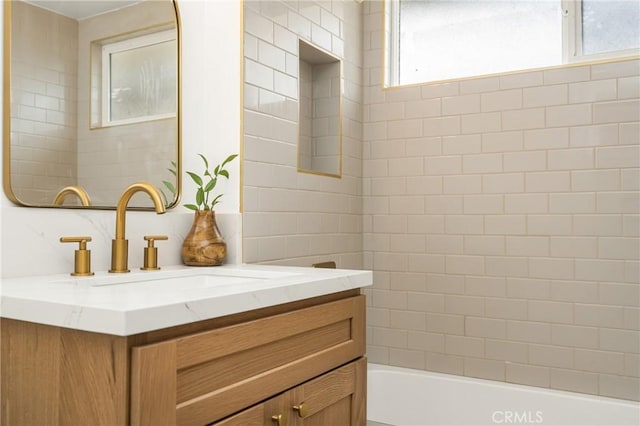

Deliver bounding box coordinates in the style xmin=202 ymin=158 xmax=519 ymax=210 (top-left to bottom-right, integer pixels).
xmin=385 ymin=0 xmax=640 ymax=87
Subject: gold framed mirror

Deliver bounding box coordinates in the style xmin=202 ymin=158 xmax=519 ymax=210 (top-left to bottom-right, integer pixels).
xmin=3 ymin=0 xmax=181 ymax=209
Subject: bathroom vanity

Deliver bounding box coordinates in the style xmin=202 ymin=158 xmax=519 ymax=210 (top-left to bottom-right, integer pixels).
xmin=0 ymin=265 xmax=371 ymax=425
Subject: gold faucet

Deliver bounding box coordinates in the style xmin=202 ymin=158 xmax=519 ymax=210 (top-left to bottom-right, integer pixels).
xmin=53 ymin=185 xmax=92 ymax=206
xmin=110 ymin=182 xmax=166 ymax=273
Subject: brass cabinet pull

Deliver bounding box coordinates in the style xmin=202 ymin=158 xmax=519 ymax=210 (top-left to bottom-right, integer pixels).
xmin=293 ymin=403 xmax=307 ymax=418
xmin=271 ymin=414 xmax=284 ymax=425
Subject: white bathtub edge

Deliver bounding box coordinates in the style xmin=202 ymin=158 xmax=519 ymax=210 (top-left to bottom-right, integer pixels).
xmin=367 ymin=363 xmax=640 ymax=426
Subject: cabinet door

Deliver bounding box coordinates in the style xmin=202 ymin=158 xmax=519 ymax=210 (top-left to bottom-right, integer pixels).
xmin=213 ymin=358 xmax=366 ymax=426
xmin=291 ymin=358 xmax=366 ymax=426
xmin=213 ymin=392 xmax=292 ymax=426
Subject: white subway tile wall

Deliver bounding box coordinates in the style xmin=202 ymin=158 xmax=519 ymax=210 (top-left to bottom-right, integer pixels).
xmin=362 ymin=2 xmax=640 ymax=401
xmin=243 ymin=0 xmax=363 ymax=268
xmin=242 ymin=0 xmax=639 ymax=402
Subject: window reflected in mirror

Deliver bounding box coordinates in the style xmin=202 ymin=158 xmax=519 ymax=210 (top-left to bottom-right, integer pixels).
xmin=94 ymin=28 xmax=177 ymax=127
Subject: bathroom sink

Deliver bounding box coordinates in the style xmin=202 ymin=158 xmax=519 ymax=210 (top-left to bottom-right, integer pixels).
xmin=91 ymin=273 xmax=264 ymax=289
xmin=51 ymin=267 xmax=299 ymax=288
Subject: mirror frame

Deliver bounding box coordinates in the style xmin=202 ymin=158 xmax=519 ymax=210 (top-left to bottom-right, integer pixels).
xmin=2 ymin=0 xmax=182 ymax=210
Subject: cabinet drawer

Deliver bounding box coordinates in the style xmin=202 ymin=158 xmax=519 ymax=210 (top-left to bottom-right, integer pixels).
xmin=130 ymin=295 xmax=365 ymax=426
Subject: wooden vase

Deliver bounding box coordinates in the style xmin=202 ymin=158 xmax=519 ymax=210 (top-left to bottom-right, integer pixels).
xmin=181 ymin=210 xmax=227 ymax=266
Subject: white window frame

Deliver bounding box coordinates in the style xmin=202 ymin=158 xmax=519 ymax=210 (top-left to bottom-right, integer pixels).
xmin=101 ymin=29 xmax=176 ymax=127
xmin=386 ymin=0 xmax=640 ymax=87
xmin=562 ymin=0 xmax=640 ymax=63
xmin=384 ymin=0 xmax=401 ymax=88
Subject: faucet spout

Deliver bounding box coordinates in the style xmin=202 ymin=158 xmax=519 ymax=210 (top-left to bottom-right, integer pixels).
xmin=53 ymin=185 xmax=92 ymax=206
xmin=110 ymin=182 xmax=166 ymax=273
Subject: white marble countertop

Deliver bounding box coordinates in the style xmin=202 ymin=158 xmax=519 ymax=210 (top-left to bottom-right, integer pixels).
xmin=0 ymin=264 xmax=372 ymax=336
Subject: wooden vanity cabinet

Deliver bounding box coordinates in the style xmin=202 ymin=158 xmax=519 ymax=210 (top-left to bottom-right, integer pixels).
xmin=1 ymin=290 xmax=366 ymax=426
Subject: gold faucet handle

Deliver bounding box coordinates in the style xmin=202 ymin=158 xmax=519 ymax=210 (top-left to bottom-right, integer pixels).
xmin=60 ymin=236 xmax=94 ymax=276
xmin=60 ymin=236 xmax=92 ymax=247
xmin=141 ymin=235 xmax=168 ymax=271
xmin=144 ymin=235 xmax=169 ymax=246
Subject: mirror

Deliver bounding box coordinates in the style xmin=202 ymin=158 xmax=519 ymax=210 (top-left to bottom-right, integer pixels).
xmin=3 ymin=0 xmax=180 ymax=209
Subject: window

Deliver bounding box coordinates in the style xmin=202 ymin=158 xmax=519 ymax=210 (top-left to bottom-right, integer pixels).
xmin=96 ymin=29 xmax=177 ymax=127
xmin=385 ymin=0 xmax=640 ymax=87
xmin=567 ymin=0 xmax=640 ymax=59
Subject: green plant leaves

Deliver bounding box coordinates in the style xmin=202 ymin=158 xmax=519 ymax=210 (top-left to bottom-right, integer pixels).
xmin=198 ymin=153 xmax=209 ymax=170
xmin=204 ymin=177 xmax=217 ymax=192
xmin=211 ymin=194 xmax=223 ymax=206
xmin=167 ymin=161 xmax=177 ymax=176
xmin=187 ymin=171 xmax=203 ymax=187
xmin=185 ymin=153 xmax=237 ymax=211
xmin=196 ymin=187 xmax=204 ymax=206
xmin=163 ymin=180 xmax=175 ymax=193
xmin=222 ymin=154 xmax=238 ymax=166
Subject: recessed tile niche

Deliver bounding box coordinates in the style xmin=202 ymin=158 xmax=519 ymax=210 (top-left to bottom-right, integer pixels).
xmin=298 ymin=39 xmax=342 ymax=177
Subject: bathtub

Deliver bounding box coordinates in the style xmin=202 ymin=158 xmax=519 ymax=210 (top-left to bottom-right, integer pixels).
xmin=367 ymin=363 xmax=640 ymax=426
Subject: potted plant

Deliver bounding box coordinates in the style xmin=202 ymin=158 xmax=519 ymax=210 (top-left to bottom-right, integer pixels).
xmin=181 ymin=153 xmax=237 ymax=266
